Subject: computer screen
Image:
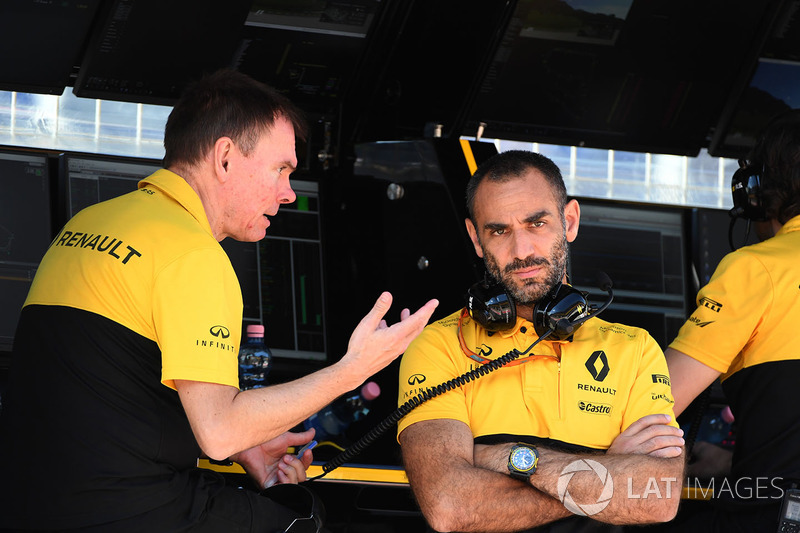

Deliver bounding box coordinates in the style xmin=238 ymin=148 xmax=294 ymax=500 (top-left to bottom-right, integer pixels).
xmin=690 ymin=207 xmax=759 ymax=290
xmin=0 ymin=149 xmax=52 ymax=352
xmin=60 ymin=153 xmax=163 ymax=222
xmin=59 ymin=153 xmax=264 ymax=323
xmin=258 ymin=180 xmax=327 ymax=361
xmin=569 ymin=199 xmax=691 ymax=350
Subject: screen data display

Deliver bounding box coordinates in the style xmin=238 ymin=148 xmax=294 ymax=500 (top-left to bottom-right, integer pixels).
xmin=0 ymin=151 xmax=52 ymax=351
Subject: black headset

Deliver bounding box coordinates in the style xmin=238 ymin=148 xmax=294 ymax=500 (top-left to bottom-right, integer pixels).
xmin=730 ymin=159 xmax=767 ymax=222
xmin=728 ymin=159 xmax=768 ymax=250
xmin=466 ymin=272 xmax=614 ymax=341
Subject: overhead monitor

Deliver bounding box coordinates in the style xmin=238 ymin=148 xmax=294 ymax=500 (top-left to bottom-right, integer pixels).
xmin=0 ymin=149 xmax=52 ymax=352
xmin=708 ymin=59 xmax=800 ymax=160
xmin=73 ymin=0 xmax=252 ymax=105
xmin=709 ymin=1 xmax=800 ymax=159
xmin=464 ymin=0 xmax=779 ymax=156
xmin=0 ymin=0 xmax=102 ymax=95
xmin=235 ymin=1 xmax=379 ymax=116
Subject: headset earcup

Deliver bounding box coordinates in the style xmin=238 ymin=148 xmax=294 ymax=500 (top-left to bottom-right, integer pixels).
xmin=466 ymin=279 xmax=516 ymax=332
xmin=731 ymin=164 xmax=767 ymax=221
xmin=532 ymin=283 xmax=590 ymax=341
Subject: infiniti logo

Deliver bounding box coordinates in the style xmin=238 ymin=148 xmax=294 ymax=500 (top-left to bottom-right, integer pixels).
xmin=408 ymin=374 xmax=426 ymax=385
xmin=209 ymin=325 xmax=231 ymax=339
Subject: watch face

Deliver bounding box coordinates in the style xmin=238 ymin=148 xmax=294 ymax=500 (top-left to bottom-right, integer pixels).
xmin=511 ymin=447 xmax=536 ymax=472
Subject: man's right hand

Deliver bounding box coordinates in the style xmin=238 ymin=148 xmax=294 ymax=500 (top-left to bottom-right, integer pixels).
xmin=340 ymin=292 xmax=438 ymax=381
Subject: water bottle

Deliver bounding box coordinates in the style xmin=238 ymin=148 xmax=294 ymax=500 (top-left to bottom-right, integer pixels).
xmin=238 ymin=324 xmax=272 ymax=390
xmin=303 ymin=382 xmax=381 ymax=441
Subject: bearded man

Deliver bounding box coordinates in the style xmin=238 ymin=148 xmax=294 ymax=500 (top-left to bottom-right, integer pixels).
xmin=397 ymin=150 xmax=686 ymax=533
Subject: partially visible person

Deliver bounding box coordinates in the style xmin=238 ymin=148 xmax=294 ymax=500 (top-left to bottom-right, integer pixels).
xmin=0 ymin=69 xmax=438 ymax=532
xmin=665 ymin=109 xmax=800 ymax=532
xmin=397 ymin=150 xmax=685 ymax=533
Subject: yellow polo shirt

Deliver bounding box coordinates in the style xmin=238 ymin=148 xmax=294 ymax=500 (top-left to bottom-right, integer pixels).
xmin=26 ymin=169 xmax=242 ymax=389
xmin=670 ymin=215 xmax=800 ymax=379
xmin=398 ymin=310 xmax=677 ymax=450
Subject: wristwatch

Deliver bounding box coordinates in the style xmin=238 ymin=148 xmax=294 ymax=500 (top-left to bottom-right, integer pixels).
xmin=508 ymin=443 xmax=539 ymax=481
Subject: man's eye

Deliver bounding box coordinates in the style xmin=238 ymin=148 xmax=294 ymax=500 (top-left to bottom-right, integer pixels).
xmin=531 ymin=221 xmax=545 ymax=228
xmin=491 ymin=229 xmax=506 ymax=236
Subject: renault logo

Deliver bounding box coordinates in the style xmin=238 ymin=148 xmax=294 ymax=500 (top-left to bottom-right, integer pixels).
xmin=210 ymin=325 xmax=231 ymax=338
xmin=408 ymin=374 xmax=426 ymax=385
xmin=585 ymin=351 xmax=610 ymax=382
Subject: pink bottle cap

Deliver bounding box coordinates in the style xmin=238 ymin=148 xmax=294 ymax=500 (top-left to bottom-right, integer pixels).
xmin=721 ymin=405 xmax=735 ymax=424
xmin=360 ymin=381 xmax=381 ymax=401
xmin=247 ymin=325 xmax=265 ymax=337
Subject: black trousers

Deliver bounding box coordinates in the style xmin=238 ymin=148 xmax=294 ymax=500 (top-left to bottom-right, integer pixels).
xmin=0 ymin=483 xmax=324 ymax=533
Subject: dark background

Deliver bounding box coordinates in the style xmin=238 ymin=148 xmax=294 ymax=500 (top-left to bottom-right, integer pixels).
xmin=0 ymin=1 xmax=789 ymax=530
xmin=1 ymin=0 xmax=798 ymax=160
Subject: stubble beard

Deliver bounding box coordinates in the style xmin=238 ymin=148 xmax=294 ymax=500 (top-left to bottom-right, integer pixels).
xmin=483 ymin=233 xmax=569 ymax=307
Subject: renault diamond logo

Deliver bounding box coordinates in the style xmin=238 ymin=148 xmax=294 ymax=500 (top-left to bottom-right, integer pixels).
xmin=210 ymin=325 xmax=231 ymax=338
xmin=585 ymin=350 xmax=610 ymax=382
xmin=408 ymin=374 xmax=426 ymax=385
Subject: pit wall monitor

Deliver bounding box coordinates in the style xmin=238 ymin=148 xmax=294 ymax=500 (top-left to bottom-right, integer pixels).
xmin=0 ymin=149 xmax=53 ymax=352
xmin=257 ymin=180 xmax=326 ymax=362
xmin=569 ymin=199 xmax=691 ymax=350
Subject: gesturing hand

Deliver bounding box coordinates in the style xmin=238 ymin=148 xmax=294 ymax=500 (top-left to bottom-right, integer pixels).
xmin=343 ymin=292 xmax=438 ymax=379
xmin=608 ymin=414 xmax=684 ymax=458
xmin=231 ymin=428 xmax=316 ymax=489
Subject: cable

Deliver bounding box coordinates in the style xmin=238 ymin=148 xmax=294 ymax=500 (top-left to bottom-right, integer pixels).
xmin=308 ymin=327 xmax=554 ymax=481
xmin=684 ymin=384 xmax=712 ymax=457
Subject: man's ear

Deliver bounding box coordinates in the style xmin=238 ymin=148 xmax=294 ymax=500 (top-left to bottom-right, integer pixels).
xmin=564 ymin=199 xmax=580 ymax=243
xmin=465 ymin=218 xmax=484 ymax=258
xmin=213 ymin=137 xmax=234 ymax=182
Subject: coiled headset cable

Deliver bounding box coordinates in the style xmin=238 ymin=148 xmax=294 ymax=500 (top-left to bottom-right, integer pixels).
xmin=310 ymin=276 xmax=614 ymax=480
xmin=308 ymin=326 xmax=554 ymax=480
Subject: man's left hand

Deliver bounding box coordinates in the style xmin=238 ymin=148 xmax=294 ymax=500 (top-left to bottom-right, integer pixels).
xmin=231 ymin=428 xmax=316 ymax=489
xmin=607 ymin=414 xmax=684 ymax=458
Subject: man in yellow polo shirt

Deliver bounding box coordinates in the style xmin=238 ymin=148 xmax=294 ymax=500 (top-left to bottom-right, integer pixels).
xmin=398 ymin=150 xmax=686 ymax=532
xmin=0 ymin=70 xmax=438 ymax=532
xmin=665 ymin=110 xmax=800 ymax=531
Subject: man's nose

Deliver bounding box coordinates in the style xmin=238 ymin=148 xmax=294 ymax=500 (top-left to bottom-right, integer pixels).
xmin=279 ymin=182 xmax=296 ymax=204
xmin=510 ymin=232 xmax=536 ymax=261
